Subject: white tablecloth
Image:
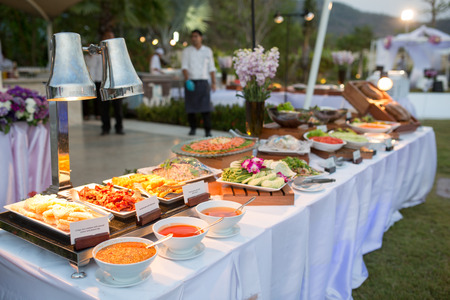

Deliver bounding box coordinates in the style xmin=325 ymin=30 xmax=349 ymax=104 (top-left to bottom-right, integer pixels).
xmin=0 ymin=127 xmax=436 ymax=300
xmin=0 ymin=122 xmax=51 ymax=211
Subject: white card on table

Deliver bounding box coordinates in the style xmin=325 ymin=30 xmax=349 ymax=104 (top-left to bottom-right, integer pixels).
xmin=386 ymin=138 xmax=393 ymax=148
xmin=182 ymin=180 xmax=208 ymax=204
xmin=317 ymin=125 xmax=328 ymax=133
xmin=135 ymin=196 xmax=159 ymax=220
xmin=324 ymin=157 xmax=336 ymax=169
xmin=353 ymin=150 xmax=361 ymax=161
xmin=70 ymin=217 xmax=109 ymax=244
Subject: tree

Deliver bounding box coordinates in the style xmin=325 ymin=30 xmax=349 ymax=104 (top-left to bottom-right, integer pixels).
xmin=147 ymin=0 xmax=212 ymax=51
xmin=422 ymin=0 xmax=450 ymax=27
xmin=300 ymin=0 xmax=317 ymax=82
xmin=336 ymin=26 xmax=374 ymax=77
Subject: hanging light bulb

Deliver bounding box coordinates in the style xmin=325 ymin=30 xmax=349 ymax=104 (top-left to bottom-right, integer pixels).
xmin=377 ymin=72 xmax=393 ymax=91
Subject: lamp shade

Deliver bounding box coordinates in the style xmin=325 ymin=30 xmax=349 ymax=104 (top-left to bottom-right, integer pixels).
xmin=100 ymin=38 xmax=143 ymax=101
xmin=46 ymin=32 xmax=96 ymax=101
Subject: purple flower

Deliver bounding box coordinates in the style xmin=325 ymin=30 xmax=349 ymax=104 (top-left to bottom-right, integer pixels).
xmin=332 ymin=51 xmax=354 ymax=66
xmin=0 ymin=107 xmax=8 ymax=117
xmin=248 ymin=163 xmax=260 ymax=174
xmin=277 ymin=172 xmax=289 ymax=183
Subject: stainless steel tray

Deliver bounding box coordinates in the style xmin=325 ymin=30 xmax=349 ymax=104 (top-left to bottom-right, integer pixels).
xmin=0 ymin=198 xmax=193 ymax=267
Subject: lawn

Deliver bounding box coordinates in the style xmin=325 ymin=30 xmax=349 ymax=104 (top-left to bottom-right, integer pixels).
xmin=353 ymin=120 xmax=450 ymax=299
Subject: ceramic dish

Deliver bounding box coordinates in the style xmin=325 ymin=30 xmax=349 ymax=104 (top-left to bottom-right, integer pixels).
xmin=303 ymin=132 xmax=346 ymax=152
xmin=328 ymin=131 xmax=369 ymax=149
xmin=347 ymin=122 xmax=393 ymax=133
xmin=171 ymin=137 xmax=257 ymax=158
xmin=196 ymin=200 xmax=245 ymax=235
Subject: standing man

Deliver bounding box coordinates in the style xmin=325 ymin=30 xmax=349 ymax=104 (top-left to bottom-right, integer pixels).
xmin=150 ymin=48 xmax=165 ymax=74
xmin=182 ymin=29 xmax=216 ymax=137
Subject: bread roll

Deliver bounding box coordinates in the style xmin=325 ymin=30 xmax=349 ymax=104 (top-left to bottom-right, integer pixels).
xmin=385 ymin=102 xmax=411 ymax=122
xmin=360 ymin=83 xmax=384 ymax=100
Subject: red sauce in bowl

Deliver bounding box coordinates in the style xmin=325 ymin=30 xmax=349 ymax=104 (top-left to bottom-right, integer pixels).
xmin=310 ymin=136 xmax=344 ymax=144
xmin=201 ymin=207 xmax=242 ymax=217
xmin=158 ymin=224 xmax=202 ymax=237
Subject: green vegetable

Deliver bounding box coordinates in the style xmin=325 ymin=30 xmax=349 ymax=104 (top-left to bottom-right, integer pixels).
xmin=261 ymin=177 xmax=285 ymax=189
xmin=330 ymin=132 xmax=368 ymax=143
xmin=248 ymin=177 xmax=264 ymax=186
xmin=277 ymin=102 xmax=295 ymax=112
xmin=306 ymin=129 xmax=328 ymax=139
xmin=281 ymin=156 xmax=320 ymax=176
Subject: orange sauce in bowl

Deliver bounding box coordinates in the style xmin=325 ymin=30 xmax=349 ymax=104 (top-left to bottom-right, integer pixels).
xmin=358 ymin=123 xmax=389 ymax=129
xmin=95 ymin=242 xmax=156 ymax=264
xmin=201 ymin=207 xmax=242 ymax=217
xmin=158 ymin=224 xmax=202 ymax=237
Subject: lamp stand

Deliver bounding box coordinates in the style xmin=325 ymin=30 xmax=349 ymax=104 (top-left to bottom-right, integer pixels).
xmin=47 ymin=101 xmax=72 ymax=193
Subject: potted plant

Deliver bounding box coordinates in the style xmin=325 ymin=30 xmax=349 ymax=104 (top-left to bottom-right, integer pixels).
xmin=233 ymin=46 xmax=279 ymax=137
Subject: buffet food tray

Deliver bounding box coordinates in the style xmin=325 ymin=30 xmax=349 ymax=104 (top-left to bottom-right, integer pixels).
xmin=0 ymin=198 xmax=194 ymax=267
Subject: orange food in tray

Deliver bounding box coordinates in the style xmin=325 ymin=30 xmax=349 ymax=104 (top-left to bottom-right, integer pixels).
xmin=78 ymin=183 xmax=144 ymax=212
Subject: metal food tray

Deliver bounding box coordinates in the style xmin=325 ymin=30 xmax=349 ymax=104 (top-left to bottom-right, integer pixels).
xmin=0 ymin=197 xmax=194 ymax=267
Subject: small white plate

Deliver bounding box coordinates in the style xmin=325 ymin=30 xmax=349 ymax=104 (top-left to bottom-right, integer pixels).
xmin=292 ymin=183 xmax=326 ymax=192
xmin=206 ymin=225 xmax=240 ymax=239
xmin=95 ymin=267 xmax=152 ymax=288
xmin=158 ymin=243 xmax=205 ymax=261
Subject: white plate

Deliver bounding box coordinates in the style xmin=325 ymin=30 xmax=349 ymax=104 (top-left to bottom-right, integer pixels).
xmin=95 ymin=267 xmax=151 ymax=288
xmin=158 ymin=242 xmax=205 ymax=260
xmin=258 ymin=140 xmax=310 ymax=155
xmin=102 ymin=175 xmax=183 ymax=204
xmin=4 ymin=201 xmax=71 ymax=236
xmin=137 ymin=166 xmax=222 ymax=184
xmin=59 ymin=183 xmax=136 ymax=218
xmin=215 ymin=177 xmax=287 ymax=192
xmin=347 ymin=122 xmax=393 ymax=133
xmin=206 ymin=225 xmax=240 ymax=239
xmin=292 ymin=183 xmax=326 ymax=192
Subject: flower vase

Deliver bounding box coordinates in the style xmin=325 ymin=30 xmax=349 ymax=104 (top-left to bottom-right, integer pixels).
xmin=337 ymin=68 xmax=346 ymax=85
xmin=245 ymin=100 xmax=265 ymax=137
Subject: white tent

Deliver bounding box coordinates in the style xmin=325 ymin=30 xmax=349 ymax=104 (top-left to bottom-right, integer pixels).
xmin=376 ymin=25 xmax=450 ymax=87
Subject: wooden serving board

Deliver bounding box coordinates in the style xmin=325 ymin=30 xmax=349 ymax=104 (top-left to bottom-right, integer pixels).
xmin=311 ymin=147 xmax=374 ymax=160
xmin=208 ymin=181 xmax=294 ymax=206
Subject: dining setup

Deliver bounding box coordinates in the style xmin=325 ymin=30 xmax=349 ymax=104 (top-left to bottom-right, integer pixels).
xmin=0 ymin=32 xmax=437 ymax=300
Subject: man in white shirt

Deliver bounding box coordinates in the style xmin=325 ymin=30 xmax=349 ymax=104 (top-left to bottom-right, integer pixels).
xmin=150 ymin=48 xmax=164 ymax=74
xmin=182 ymin=29 xmax=216 ymax=137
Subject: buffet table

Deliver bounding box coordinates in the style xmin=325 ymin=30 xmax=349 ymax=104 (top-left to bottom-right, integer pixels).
xmin=0 ymin=122 xmax=52 ymax=212
xmin=0 ymin=127 xmax=436 ymax=300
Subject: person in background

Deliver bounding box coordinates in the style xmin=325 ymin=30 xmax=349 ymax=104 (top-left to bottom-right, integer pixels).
xmin=182 ymin=29 xmax=216 ymax=137
xmin=150 ymin=48 xmax=165 ymax=74
xmin=100 ymin=31 xmax=125 ymax=135
xmin=83 ymin=52 xmax=101 ymax=120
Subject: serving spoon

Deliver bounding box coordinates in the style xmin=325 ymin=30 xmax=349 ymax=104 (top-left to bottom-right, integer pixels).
xmin=234 ymin=196 xmax=256 ymax=213
xmin=194 ymin=217 xmax=225 ymax=234
xmin=146 ymin=233 xmax=173 ymax=249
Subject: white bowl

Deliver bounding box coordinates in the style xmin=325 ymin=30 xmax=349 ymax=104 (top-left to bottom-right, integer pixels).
xmin=195 ymin=200 xmax=245 ymax=234
xmin=153 ymin=217 xmax=208 ymax=255
xmin=303 ymin=132 xmax=346 ymax=152
xmin=92 ymin=237 xmax=158 ymax=283
xmin=328 ymin=131 xmax=369 ymax=149
xmin=347 ymin=122 xmax=392 ymax=133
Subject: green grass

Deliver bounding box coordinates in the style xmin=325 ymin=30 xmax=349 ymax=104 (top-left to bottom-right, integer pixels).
xmin=353 ymin=120 xmax=450 ymax=299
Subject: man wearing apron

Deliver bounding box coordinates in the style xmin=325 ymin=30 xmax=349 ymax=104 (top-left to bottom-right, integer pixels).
xmin=182 ymin=29 xmax=216 ymax=137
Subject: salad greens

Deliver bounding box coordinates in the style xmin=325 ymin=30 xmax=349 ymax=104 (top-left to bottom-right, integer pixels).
xmin=277 ymin=102 xmax=295 ymax=112
xmin=306 ymin=129 xmax=328 ymax=138
xmin=281 ymin=157 xmax=321 ymax=176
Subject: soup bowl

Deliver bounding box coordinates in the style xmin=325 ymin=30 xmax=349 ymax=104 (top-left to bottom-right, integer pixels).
xmin=92 ymin=236 xmax=158 ymax=283
xmin=195 ymin=200 xmax=245 ymax=235
xmin=153 ymin=217 xmax=208 ymax=255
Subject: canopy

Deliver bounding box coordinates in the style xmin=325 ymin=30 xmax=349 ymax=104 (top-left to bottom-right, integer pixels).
xmin=376 ymin=25 xmax=450 ymax=87
xmin=0 ymin=0 xmax=82 ymax=20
